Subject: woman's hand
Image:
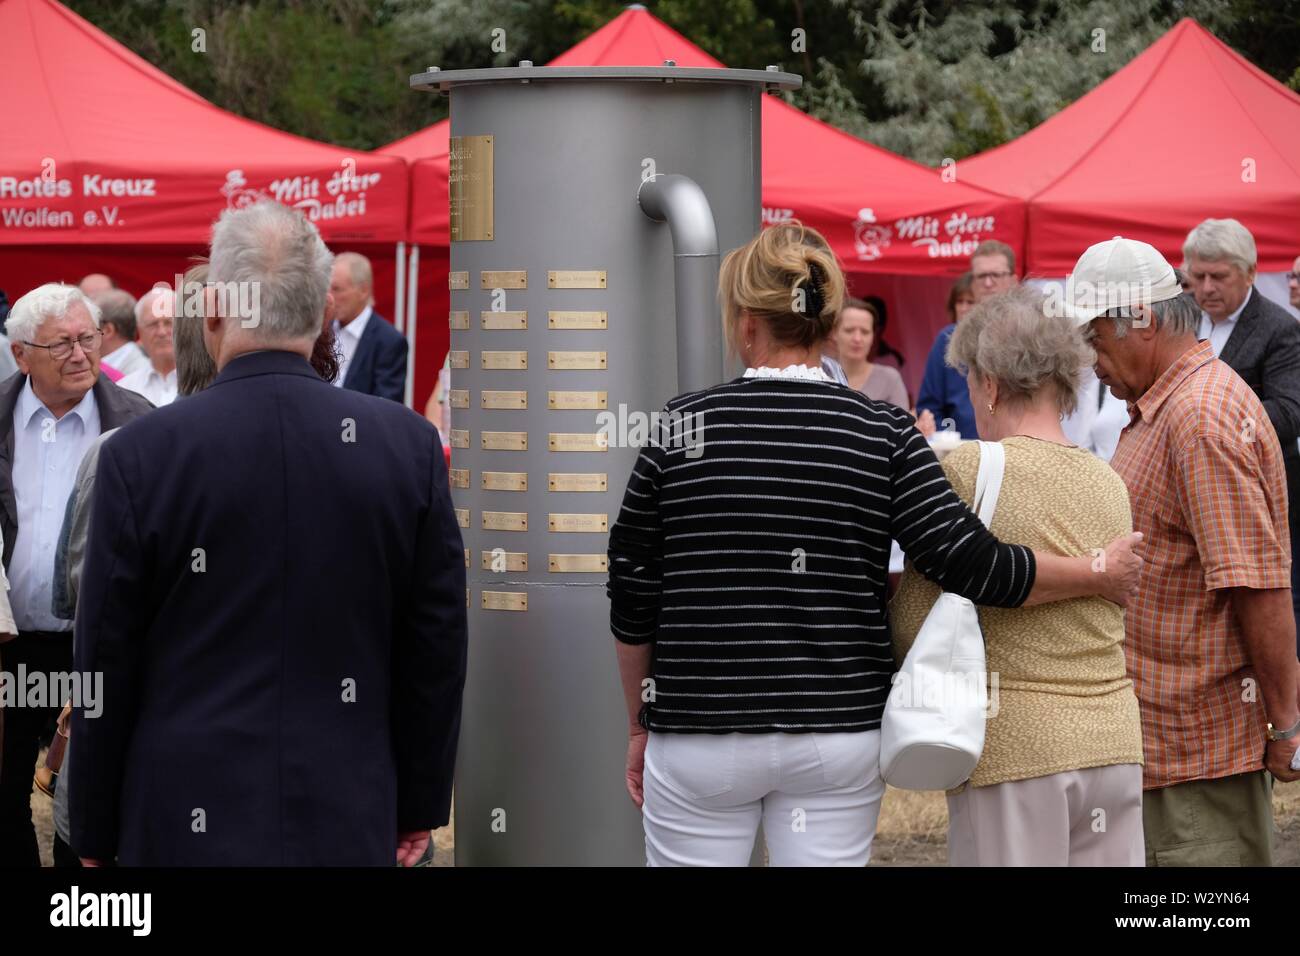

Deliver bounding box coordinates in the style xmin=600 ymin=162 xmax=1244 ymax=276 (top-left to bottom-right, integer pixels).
xmin=1099 ymin=532 xmax=1145 ymax=606
xmin=626 ymin=728 xmax=649 ymax=809
xmin=914 ymin=408 xmax=937 ymax=438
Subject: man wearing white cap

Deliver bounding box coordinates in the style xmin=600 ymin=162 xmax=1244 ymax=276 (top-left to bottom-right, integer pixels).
xmin=1066 ymin=236 xmax=1300 ymax=866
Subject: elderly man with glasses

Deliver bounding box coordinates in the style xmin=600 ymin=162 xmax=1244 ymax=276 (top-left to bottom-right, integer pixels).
xmin=0 ymin=283 xmax=152 ymax=867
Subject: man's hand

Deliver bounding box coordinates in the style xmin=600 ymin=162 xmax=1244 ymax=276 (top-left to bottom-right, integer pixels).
xmin=626 ymin=728 xmax=648 ymax=809
xmin=1099 ymin=532 xmax=1145 ymax=607
xmin=396 ymin=830 xmax=431 ymax=867
xmin=1266 ymin=736 xmax=1300 ymax=783
xmin=80 ymin=858 xmax=104 ymax=867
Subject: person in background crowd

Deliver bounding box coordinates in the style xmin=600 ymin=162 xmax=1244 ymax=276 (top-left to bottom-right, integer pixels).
xmin=0 ymin=283 xmax=152 ymax=867
xmin=329 ymin=251 xmax=407 ymax=402
xmin=92 ymin=289 xmax=149 ymax=379
xmin=833 ymin=297 xmax=910 ymax=410
xmin=608 ymin=221 xmax=1143 ymax=867
xmin=69 ymin=201 xmax=467 ymax=866
xmin=892 ymin=285 xmax=1144 ymax=865
xmin=0 ymin=289 xmax=19 ymax=382
xmin=117 ymin=287 xmax=179 ymax=406
xmin=425 ymin=352 xmax=452 ymax=446
xmin=862 ymin=294 xmax=908 ymax=371
xmin=1076 ymin=236 xmax=1299 ymax=866
xmin=1183 ymin=218 xmax=1300 ymax=654
xmin=1176 ymin=267 xmax=1194 ymax=294
xmin=77 ymin=274 xmax=114 ymax=299
xmin=918 ymin=253 xmax=1011 ymax=439
xmin=49 ymin=262 xmax=221 ymax=868
xmin=1289 ymin=255 xmax=1300 ymax=310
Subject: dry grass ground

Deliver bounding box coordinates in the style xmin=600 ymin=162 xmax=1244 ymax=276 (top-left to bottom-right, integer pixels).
xmin=30 ymin=754 xmax=1300 ymax=867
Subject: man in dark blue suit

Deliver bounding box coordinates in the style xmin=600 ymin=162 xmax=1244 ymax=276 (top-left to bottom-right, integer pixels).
xmin=330 ymin=251 xmax=408 ymax=403
xmin=68 ymin=201 xmax=467 ymax=866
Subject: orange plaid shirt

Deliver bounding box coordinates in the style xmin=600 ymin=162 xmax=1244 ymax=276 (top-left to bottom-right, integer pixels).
xmin=1111 ymin=340 xmax=1291 ymax=791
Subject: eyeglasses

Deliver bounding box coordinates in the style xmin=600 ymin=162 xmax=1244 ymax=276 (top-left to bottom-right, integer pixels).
xmin=973 ymin=270 xmax=1013 ymax=283
xmin=1287 ymin=272 xmax=1300 ymax=282
xmin=23 ymin=331 xmax=103 ymax=361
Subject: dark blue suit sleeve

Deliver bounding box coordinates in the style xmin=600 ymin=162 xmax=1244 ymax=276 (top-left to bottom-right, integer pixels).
xmin=373 ymin=329 xmax=409 ymax=404
xmin=68 ymin=442 xmax=148 ymax=862
xmin=915 ymin=328 xmax=950 ymax=421
xmin=393 ymin=435 xmax=468 ymax=831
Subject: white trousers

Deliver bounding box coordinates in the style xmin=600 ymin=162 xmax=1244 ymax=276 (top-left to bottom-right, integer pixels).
xmin=642 ymin=730 xmax=885 ymax=867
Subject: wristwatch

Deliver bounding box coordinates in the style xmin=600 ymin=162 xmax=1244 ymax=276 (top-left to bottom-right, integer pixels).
xmin=1266 ymin=716 xmax=1300 ymax=741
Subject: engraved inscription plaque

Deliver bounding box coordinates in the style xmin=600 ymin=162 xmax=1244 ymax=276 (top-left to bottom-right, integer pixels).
xmin=449 ymin=310 xmax=470 ymax=330
xmin=548 ymin=554 xmax=609 ymax=573
xmin=482 ymin=471 xmax=527 ymax=491
xmin=548 ymin=433 xmax=608 ymax=452
xmin=449 ymin=468 xmax=470 ymax=489
xmin=481 ymin=431 xmax=528 ymax=451
xmin=449 ymin=389 xmax=469 ymax=409
xmin=481 ymin=550 xmax=528 ymax=572
xmin=548 ymin=513 xmax=608 ymax=533
xmin=481 ymin=390 xmax=527 ymax=409
xmin=448 ymin=271 xmax=469 ymax=290
xmin=482 ymin=351 xmax=527 ymax=370
xmin=455 ymin=508 xmax=470 ymax=528
xmin=548 ymin=270 xmax=607 ymax=289
xmin=548 ymin=390 xmax=607 ymax=410
xmin=548 ymin=311 xmax=607 ymax=330
xmin=548 ymin=473 xmax=608 ymax=492
xmin=548 ymin=351 xmax=606 ymax=370
xmin=482 ymin=511 xmax=528 ymax=532
xmin=482 ymin=591 xmax=527 ymax=612
xmin=449 ymin=350 xmax=470 ymax=369
xmin=449 ymin=134 xmax=493 ymax=242
xmin=481 ymin=311 xmax=527 ymax=330
xmin=481 ymin=270 xmax=526 ymax=289
xmin=450 ymin=429 xmax=470 ymax=449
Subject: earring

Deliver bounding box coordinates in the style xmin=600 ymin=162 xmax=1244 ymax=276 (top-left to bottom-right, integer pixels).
xmin=986 ymin=403 xmax=995 ymax=414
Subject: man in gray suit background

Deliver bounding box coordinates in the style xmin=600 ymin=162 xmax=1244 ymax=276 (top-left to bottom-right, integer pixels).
xmin=1184 ymin=218 xmax=1300 ymax=648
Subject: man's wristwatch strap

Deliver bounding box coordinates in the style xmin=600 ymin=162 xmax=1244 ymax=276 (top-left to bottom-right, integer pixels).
xmin=1266 ymin=716 xmax=1300 ymax=741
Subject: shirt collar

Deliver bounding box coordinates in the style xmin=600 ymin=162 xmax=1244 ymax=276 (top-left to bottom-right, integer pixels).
xmin=1133 ymin=340 xmax=1215 ymax=425
xmin=16 ymin=377 xmax=99 ymax=430
xmin=336 ymin=305 xmax=373 ymax=341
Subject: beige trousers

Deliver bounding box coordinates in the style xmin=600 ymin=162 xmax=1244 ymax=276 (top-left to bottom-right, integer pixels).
xmin=947 ymin=763 xmax=1144 ymax=866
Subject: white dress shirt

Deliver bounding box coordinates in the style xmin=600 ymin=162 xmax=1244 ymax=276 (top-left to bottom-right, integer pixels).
xmin=118 ymin=363 xmax=178 ymax=407
xmin=101 ymin=340 xmax=150 ymax=378
xmin=1197 ymin=292 xmax=1250 ymax=358
xmin=332 ymin=305 xmax=372 ymax=387
xmin=10 ymin=380 xmax=101 ymax=631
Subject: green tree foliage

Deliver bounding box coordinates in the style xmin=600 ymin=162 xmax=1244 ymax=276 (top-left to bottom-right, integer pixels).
xmin=64 ymin=0 xmax=1300 ymax=160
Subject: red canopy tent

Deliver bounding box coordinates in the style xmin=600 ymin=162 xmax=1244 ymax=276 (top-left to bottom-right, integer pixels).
xmin=0 ymin=0 xmax=415 ymax=395
xmin=960 ymin=17 xmax=1300 ymax=311
xmin=383 ymin=5 xmax=1025 ymax=403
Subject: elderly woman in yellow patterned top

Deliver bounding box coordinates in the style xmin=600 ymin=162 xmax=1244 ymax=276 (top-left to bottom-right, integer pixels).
xmin=890 ymin=285 xmax=1144 ymax=867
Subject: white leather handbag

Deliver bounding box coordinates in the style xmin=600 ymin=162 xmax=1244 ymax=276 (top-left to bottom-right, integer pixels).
xmin=880 ymin=440 xmax=1005 ymax=791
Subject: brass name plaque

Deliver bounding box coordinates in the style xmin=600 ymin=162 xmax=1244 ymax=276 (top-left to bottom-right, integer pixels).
xmin=449 ymin=468 xmax=470 ymax=489
xmin=482 ymin=511 xmax=528 ymax=532
xmin=481 ymin=390 xmax=527 ymax=409
xmin=482 ymin=591 xmax=528 ymax=612
xmin=466 ymin=588 xmax=470 ymax=607
xmin=482 ymin=351 xmax=527 ymax=370
xmin=549 ymin=433 xmax=608 ymax=452
xmin=481 ymin=270 xmax=526 ymax=289
xmin=449 ymin=134 xmax=493 ymax=242
xmin=482 ymin=550 xmax=528 ymax=572
xmin=482 ymin=431 xmax=528 ymax=451
xmin=548 ymin=270 xmax=607 ymax=289
xmin=448 ymin=271 xmax=470 ymax=290
xmin=482 ymin=471 xmax=527 ymax=492
xmin=548 ymin=473 xmax=608 ymax=492
xmin=450 ymin=429 xmax=470 ymax=449
xmin=548 ymin=390 xmax=607 ymax=410
xmin=548 ymin=311 xmax=607 ymax=330
xmin=464 ymin=548 xmax=470 ymax=568
xmin=549 ymin=554 xmax=609 ymax=573
xmin=549 ymin=513 xmax=608 ymax=533
xmin=449 ymin=389 xmax=469 ymax=409
xmin=449 ymin=310 xmax=470 ymax=330
xmin=481 ymin=310 xmax=527 ymax=330
xmin=449 ymin=350 xmax=470 ymax=369
xmin=455 ymin=508 xmax=470 ymax=528
xmin=548 ymin=351 xmax=606 ymax=370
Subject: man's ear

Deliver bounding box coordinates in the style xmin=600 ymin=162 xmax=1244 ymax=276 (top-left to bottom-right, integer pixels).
xmin=12 ymin=341 xmax=29 ymax=376
xmin=1133 ymin=306 xmax=1160 ymax=341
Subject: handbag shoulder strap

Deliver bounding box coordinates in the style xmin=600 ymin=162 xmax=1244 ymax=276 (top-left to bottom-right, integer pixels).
xmin=971 ymin=440 xmax=1006 ymax=529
